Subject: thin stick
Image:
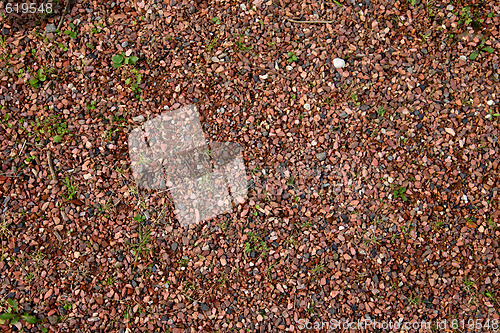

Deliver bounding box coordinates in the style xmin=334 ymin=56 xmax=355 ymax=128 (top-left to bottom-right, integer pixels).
xmin=47 ymin=151 xmax=58 ymax=181
xmin=57 ymin=0 xmax=71 ymax=31
xmin=285 ymin=18 xmax=334 ymax=24
xmin=18 ymin=140 xmax=26 ymax=157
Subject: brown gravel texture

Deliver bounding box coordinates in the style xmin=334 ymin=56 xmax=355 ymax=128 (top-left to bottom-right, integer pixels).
xmin=0 ymin=0 xmax=500 ymax=332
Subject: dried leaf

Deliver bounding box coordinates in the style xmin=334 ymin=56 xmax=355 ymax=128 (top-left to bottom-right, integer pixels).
xmin=67 ymin=199 xmax=84 ymax=206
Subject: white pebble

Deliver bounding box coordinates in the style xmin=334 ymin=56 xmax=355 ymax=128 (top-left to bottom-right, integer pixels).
xmin=240 ymin=3 xmax=246 ymax=11
xmin=333 ymin=58 xmax=346 ymax=69
xmin=487 ymin=100 xmax=494 ymax=106
xmin=304 ymin=103 xmax=311 ymax=111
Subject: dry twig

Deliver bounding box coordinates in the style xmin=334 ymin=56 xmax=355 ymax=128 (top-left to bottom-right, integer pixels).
xmin=285 ymin=17 xmax=334 ymax=24
xmin=57 ymin=0 xmax=71 ymax=31
xmin=47 ymin=151 xmax=58 ymax=181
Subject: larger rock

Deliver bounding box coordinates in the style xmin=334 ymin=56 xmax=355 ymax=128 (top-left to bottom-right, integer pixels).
xmin=45 ymin=24 xmax=57 ymax=33
xmin=316 ymin=152 xmax=327 ymax=161
xmin=333 ymin=58 xmax=346 ymax=69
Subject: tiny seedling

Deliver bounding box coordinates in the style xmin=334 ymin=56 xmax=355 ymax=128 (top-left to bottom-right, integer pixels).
xmin=486 ymin=108 xmax=500 ymax=120
xmin=351 ymin=93 xmax=361 ymax=106
xmin=86 ymin=100 xmax=96 ymax=110
xmin=112 ymin=53 xmax=139 ymax=68
xmin=377 ymin=106 xmax=386 ymax=117
xmin=0 ymin=299 xmax=39 ymax=328
xmin=63 ymin=23 xmax=78 ymax=39
xmin=288 ymin=51 xmax=298 ymax=62
xmin=244 ymin=232 xmax=269 ymax=257
xmin=29 ymin=68 xmax=47 ymax=88
xmin=470 ymin=39 xmax=494 ymax=60
xmin=234 ymin=34 xmax=253 ymax=52
xmin=58 ymin=43 xmax=68 ymax=51
xmin=126 ymin=224 xmax=152 ymax=264
xmin=134 ymin=213 xmax=146 ymax=222
xmin=392 ymin=185 xmax=407 ymax=201
xmin=211 ymin=16 xmax=221 ymax=25
xmin=408 ymin=296 xmax=421 ymax=305
xmin=62 ymin=176 xmax=78 ymax=200
xmin=311 ymin=262 xmax=325 ymax=275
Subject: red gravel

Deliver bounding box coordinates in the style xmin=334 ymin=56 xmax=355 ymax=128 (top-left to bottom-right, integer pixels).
xmin=0 ymin=0 xmax=499 ymax=332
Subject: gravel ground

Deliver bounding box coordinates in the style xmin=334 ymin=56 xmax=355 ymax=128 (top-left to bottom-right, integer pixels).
xmin=0 ymin=0 xmax=499 ymax=332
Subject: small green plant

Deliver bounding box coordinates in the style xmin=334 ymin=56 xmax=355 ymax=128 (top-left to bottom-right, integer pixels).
xmin=177 ymin=258 xmax=189 ymax=266
xmin=244 ymin=232 xmax=269 ymax=256
xmin=30 ymin=114 xmax=71 ymax=143
xmin=301 ymin=221 xmax=312 ymax=228
xmin=0 ymin=299 xmax=39 ymax=328
xmin=486 ymin=108 xmax=500 ymax=120
xmin=24 ymin=272 xmax=35 ymax=282
xmin=234 ymin=34 xmax=253 ymax=52
xmin=86 ymin=100 xmax=96 ymax=110
xmin=288 ymin=51 xmax=298 ymax=62
xmin=62 ymin=302 xmax=72 ymax=311
xmin=486 ymin=217 xmax=497 ymax=228
xmin=105 ymin=277 xmax=116 ymax=286
xmin=29 ymin=68 xmax=48 ymax=88
xmin=463 ymin=277 xmax=475 ymax=294
xmin=363 ymin=235 xmax=380 ymax=246
xmin=126 ymin=224 xmax=152 ymax=264
xmin=408 ymin=296 xmax=421 ymax=305
xmin=351 ymin=93 xmax=361 ymax=106
xmin=63 ymin=23 xmax=78 ymax=39
xmin=62 ymin=176 xmax=78 ymax=200
xmin=112 ymin=53 xmax=139 ymax=68
xmin=134 ymin=213 xmax=146 ymax=222
xmin=284 ymin=234 xmax=296 ymax=246
xmin=207 ymin=34 xmax=219 ymax=51
xmin=1 ymin=113 xmax=12 ymax=128
xmin=392 ymin=185 xmax=407 ymax=201
xmin=58 ymin=42 xmax=68 ymax=51
xmin=458 ymin=6 xmax=473 ymax=27
xmin=125 ymin=68 xmax=143 ymax=99
xmin=376 ymin=107 xmax=386 ymax=117
xmin=433 ymin=219 xmax=446 ymax=229
xmin=244 ymin=242 xmax=252 ymax=254
xmin=407 ymin=0 xmax=416 ymax=5
xmin=86 ymin=42 xmax=95 ymax=49
xmin=470 ymin=39 xmax=494 ymax=60
xmin=311 ymin=262 xmax=325 ymax=275
xmin=211 ymin=16 xmax=221 ymax=25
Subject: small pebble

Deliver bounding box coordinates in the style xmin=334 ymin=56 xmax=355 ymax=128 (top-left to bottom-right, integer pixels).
xmin=316 ymin=152 xmax=327 ymax=161
xmin=45 ymin=24 xmax=57 ymax=33
xmin=132 ymin=115 xmax=145 ymax=122
xmin=304 ymin=103 xmax=311 ymax=111
xmin=333 ymin=58 xmax=346 ymax=69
